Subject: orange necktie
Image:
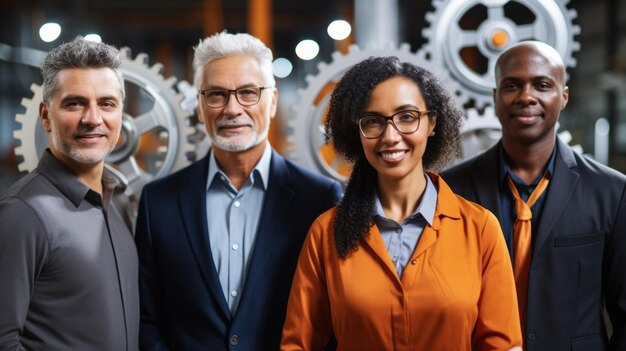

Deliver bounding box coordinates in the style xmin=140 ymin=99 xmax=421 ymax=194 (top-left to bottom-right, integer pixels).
xmin=506 ymin=173 xmax=550 ymax=342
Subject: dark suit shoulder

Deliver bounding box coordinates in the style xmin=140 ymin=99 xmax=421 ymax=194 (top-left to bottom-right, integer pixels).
xmin=282 ymin=156 xmax=341 ymax=189
xmin=570 ymin=151 xmax=626 ymax=185
xmin=142 ymin=158 xmax=207 ymax=195
xmin=441 ymin=150 xmax=494 ymax=194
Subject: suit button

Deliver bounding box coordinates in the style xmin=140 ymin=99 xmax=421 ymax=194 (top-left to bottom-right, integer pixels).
xmin=230 ymin=335 xmax=239 ymax=345
xmin=528 ymin=332 xmax=536 ymax=340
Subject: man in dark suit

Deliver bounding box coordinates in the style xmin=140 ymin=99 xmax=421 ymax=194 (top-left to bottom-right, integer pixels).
xmin=135 ymin=31 xmax=342 ymax=351
xmin=443 ymin=41 xmax=626 ymax=350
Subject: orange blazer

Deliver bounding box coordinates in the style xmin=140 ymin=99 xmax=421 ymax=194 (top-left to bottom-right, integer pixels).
xmin=281 ymin=174 xmax=522 ymax=351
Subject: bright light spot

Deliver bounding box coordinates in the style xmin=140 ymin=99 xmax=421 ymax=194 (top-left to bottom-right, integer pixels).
xmin=327 ymin=20 xmax=351 ymax=40
xmin=84 ymin=34 xmax=102 ymax=43
xmin=272 ymin=57 xmax=293 ymax=78
xmin=295 ymin=40 xmax=319 ymax=61
xmin=39 ymin=22 xmax=61 ymax=43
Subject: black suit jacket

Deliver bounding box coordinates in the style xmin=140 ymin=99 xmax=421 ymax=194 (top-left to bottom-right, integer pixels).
xmin=135 ymin=149 xmax=342 ymax=351
xmin=442 ymin=139 xmax=626 ymax=351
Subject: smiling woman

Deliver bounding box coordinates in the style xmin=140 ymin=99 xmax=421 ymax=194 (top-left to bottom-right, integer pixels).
xmin=281 ymin=56 xmax=523 ymax=351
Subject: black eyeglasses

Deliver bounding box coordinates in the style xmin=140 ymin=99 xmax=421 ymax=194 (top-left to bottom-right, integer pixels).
xmin=199 ymin=86 xmax=274 ymax=108
xmin=357 ymin=110 xmax=429 ymax=139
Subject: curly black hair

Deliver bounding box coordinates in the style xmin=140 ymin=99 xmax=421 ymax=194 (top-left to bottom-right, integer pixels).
xmin=325 ymin=56 xmax=462 ymax=258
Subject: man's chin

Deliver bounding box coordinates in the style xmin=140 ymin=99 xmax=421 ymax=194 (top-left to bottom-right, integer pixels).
xmin=210 ymin=135 xmax=261 ymax=153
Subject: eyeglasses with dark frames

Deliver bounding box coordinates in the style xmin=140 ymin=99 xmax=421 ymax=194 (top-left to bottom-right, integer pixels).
xmin=199 ymin=86 xmax=274 ymax=108
xmin=357 ymin=109 xmax=430 ymax=139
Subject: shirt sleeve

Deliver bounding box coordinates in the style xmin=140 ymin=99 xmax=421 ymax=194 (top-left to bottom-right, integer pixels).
xmin=281 ymin=216 xmax=334 ymax=351
xmin=0 ymin=198 xmax=48 ymax=350
xmin=472 ymin=210 xmax=523 ymax=350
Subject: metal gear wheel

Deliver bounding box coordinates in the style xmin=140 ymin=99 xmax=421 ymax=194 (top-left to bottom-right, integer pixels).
xmin=422 ymin=0 xmax=581 ymax=108
xmin=287 ymin=43 xmax=463 ymax=182
xmin=456 ymin=106 xmax=502 ymax=163
xmin=13 ymin=48 xmax=197 ymax=201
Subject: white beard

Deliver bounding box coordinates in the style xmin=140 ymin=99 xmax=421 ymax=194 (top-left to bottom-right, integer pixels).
xmin=209 ymin=115 xmax=269 ymax=152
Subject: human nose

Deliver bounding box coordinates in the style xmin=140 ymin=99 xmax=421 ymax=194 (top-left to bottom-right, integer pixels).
xmin=222 ymin=91 xmax=244 ymax=115
xmin=81 ymin=105 xmax=102 ymax=126
xmin=380 ymin=120 xmax=401 ymax=144
xmin=515 ymin=84 xmax=537 ymax=105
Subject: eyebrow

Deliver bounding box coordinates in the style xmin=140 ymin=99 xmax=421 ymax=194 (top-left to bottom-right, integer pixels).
xmin=203 ymin=83 xmax=259 ymax=90
xmin=59 ymin=94 xmax=121 ymax=104
xmin=363 ymin=104 xmax=423 ymax=115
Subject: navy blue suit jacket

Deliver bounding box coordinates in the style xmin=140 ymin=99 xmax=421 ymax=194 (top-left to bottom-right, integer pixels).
xmin=135 ymin=149 xmax=342 ymax=351
xmin=442 ymin=139 xmax=626 ymax=351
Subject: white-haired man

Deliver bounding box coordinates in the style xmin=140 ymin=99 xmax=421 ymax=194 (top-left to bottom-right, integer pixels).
xmin=135 ymin=31 xmax=343 ymax=351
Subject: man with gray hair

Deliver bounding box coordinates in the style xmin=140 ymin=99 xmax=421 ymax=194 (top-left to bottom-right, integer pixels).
xmin=0 ymin=36 xmax=138 ymax=350
xmin=135 ymin=31 xmax=342 ymax=350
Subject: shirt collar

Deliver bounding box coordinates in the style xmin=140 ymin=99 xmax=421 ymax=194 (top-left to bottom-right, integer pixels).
xmin=206 ymin=141 xmax=272 ymax=191
xmin=36 ymin=149 xmax=122 ymax=208
xmin=498 ymin=140 xmax=557 ymax=188
xmin=373 ymin=173 xmax=437 ymax=226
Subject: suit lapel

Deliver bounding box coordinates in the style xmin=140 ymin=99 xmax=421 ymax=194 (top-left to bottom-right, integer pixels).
xmin=235 ymin=151 xmax=295 ymax=312
xmin=178 ymin=153 xmax=230 ymax=319
xmin=533 ymin=139 xmax=579 ymax=255
xmin=471 ymin=143 xmax=502 ymax=217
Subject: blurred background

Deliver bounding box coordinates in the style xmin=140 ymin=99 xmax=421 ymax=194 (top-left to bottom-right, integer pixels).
xmin=1 ymin=0 xmax=624 ymax=197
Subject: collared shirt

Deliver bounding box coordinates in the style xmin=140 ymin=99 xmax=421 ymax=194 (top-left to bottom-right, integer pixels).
xmin=0 ymin=150 xmax=138 ymax=351
xmin=373 ymin=174 xmax=437 ymax=278
xmin=282 ymin=174 xmax=522 ymax=350
xmin=498 ymin=143 xmax=557 ymax=261
xmin=205 ymin=143 xmax=271 ymax=313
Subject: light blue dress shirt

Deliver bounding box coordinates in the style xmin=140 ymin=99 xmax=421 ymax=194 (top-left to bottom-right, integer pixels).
xmin=373 ymin=174 xmax=437 ymax=278
xmin=205 ymin=144 xmax=272 ymax=313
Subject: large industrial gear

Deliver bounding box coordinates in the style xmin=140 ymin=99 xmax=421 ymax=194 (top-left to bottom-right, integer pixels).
xmin=456 ymin=106 xmax=502 ymax=163
xmin=422 ymin=0 xmax=581 ymax=108
xmin=287 ymin=43 xmax=463 ymax=182
xmin=13 ymin=48 xmax=197 ymax=201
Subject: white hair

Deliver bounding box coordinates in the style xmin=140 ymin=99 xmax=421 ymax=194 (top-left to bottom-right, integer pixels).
xmin=193 ymin=31 xmax=275 ymax=90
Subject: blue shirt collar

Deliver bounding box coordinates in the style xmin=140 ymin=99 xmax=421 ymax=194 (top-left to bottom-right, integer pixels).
xmin=499 ymin=139 xmax=557 ymax=188
xmin=206 ymin=142 xmax=272 ymax=191
xmin=373 ymin=173 xmax=437 ymax=226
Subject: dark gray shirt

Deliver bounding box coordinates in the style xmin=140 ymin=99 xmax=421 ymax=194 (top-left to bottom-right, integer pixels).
xmin=0 ymin=150 xmax=139 ymax=351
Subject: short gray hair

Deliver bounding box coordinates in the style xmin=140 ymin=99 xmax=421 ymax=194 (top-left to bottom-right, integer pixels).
xmin=192 ymin=31 xmax=275 ymax=90
xmin=41 ymin=35 xmax=125 ymax=103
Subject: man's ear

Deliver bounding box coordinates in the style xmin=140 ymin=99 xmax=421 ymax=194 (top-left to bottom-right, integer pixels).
xmin=270 ymin=87 xmax=278 ymax=119
xmin=561 ymin=85 xmax=569 ymax=110
xmin=39 ymin=101 xmax=52 ymax=133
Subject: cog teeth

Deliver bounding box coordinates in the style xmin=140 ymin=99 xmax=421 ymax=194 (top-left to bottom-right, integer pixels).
xmin=347 ymin=44 xmax=360 ymax=54
xmin=151 ymin=63 xmax=164 ymax=74
xmin=164 ymin=76 xmax=177 ymax=88
xmin=15 ymin=113 xmax=27 ymax=125
xmin=304 ymin=75 xmax=316 ymax=85
xmin=317 ymin=62 xmax=329 ymax=72
xmin=425 ymin=12 xmax=435 ymax=23
xmin=134 ymin=53 xmax=149 ymax=65
xmin=120 ymin=47 xmax=132 ymax=59
xmin=331 ymin=51 xmax=344 ymax=61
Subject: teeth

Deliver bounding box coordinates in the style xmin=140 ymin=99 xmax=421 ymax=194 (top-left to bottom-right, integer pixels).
xmin=380 ymin=151 xmax=405 ymax=160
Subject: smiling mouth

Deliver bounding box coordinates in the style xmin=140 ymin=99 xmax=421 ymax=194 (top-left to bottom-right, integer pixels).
xmin=379 ymin=150 xmax=407 ymax=161
xmin=77 ymin=133 xmax=105 ymax=139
